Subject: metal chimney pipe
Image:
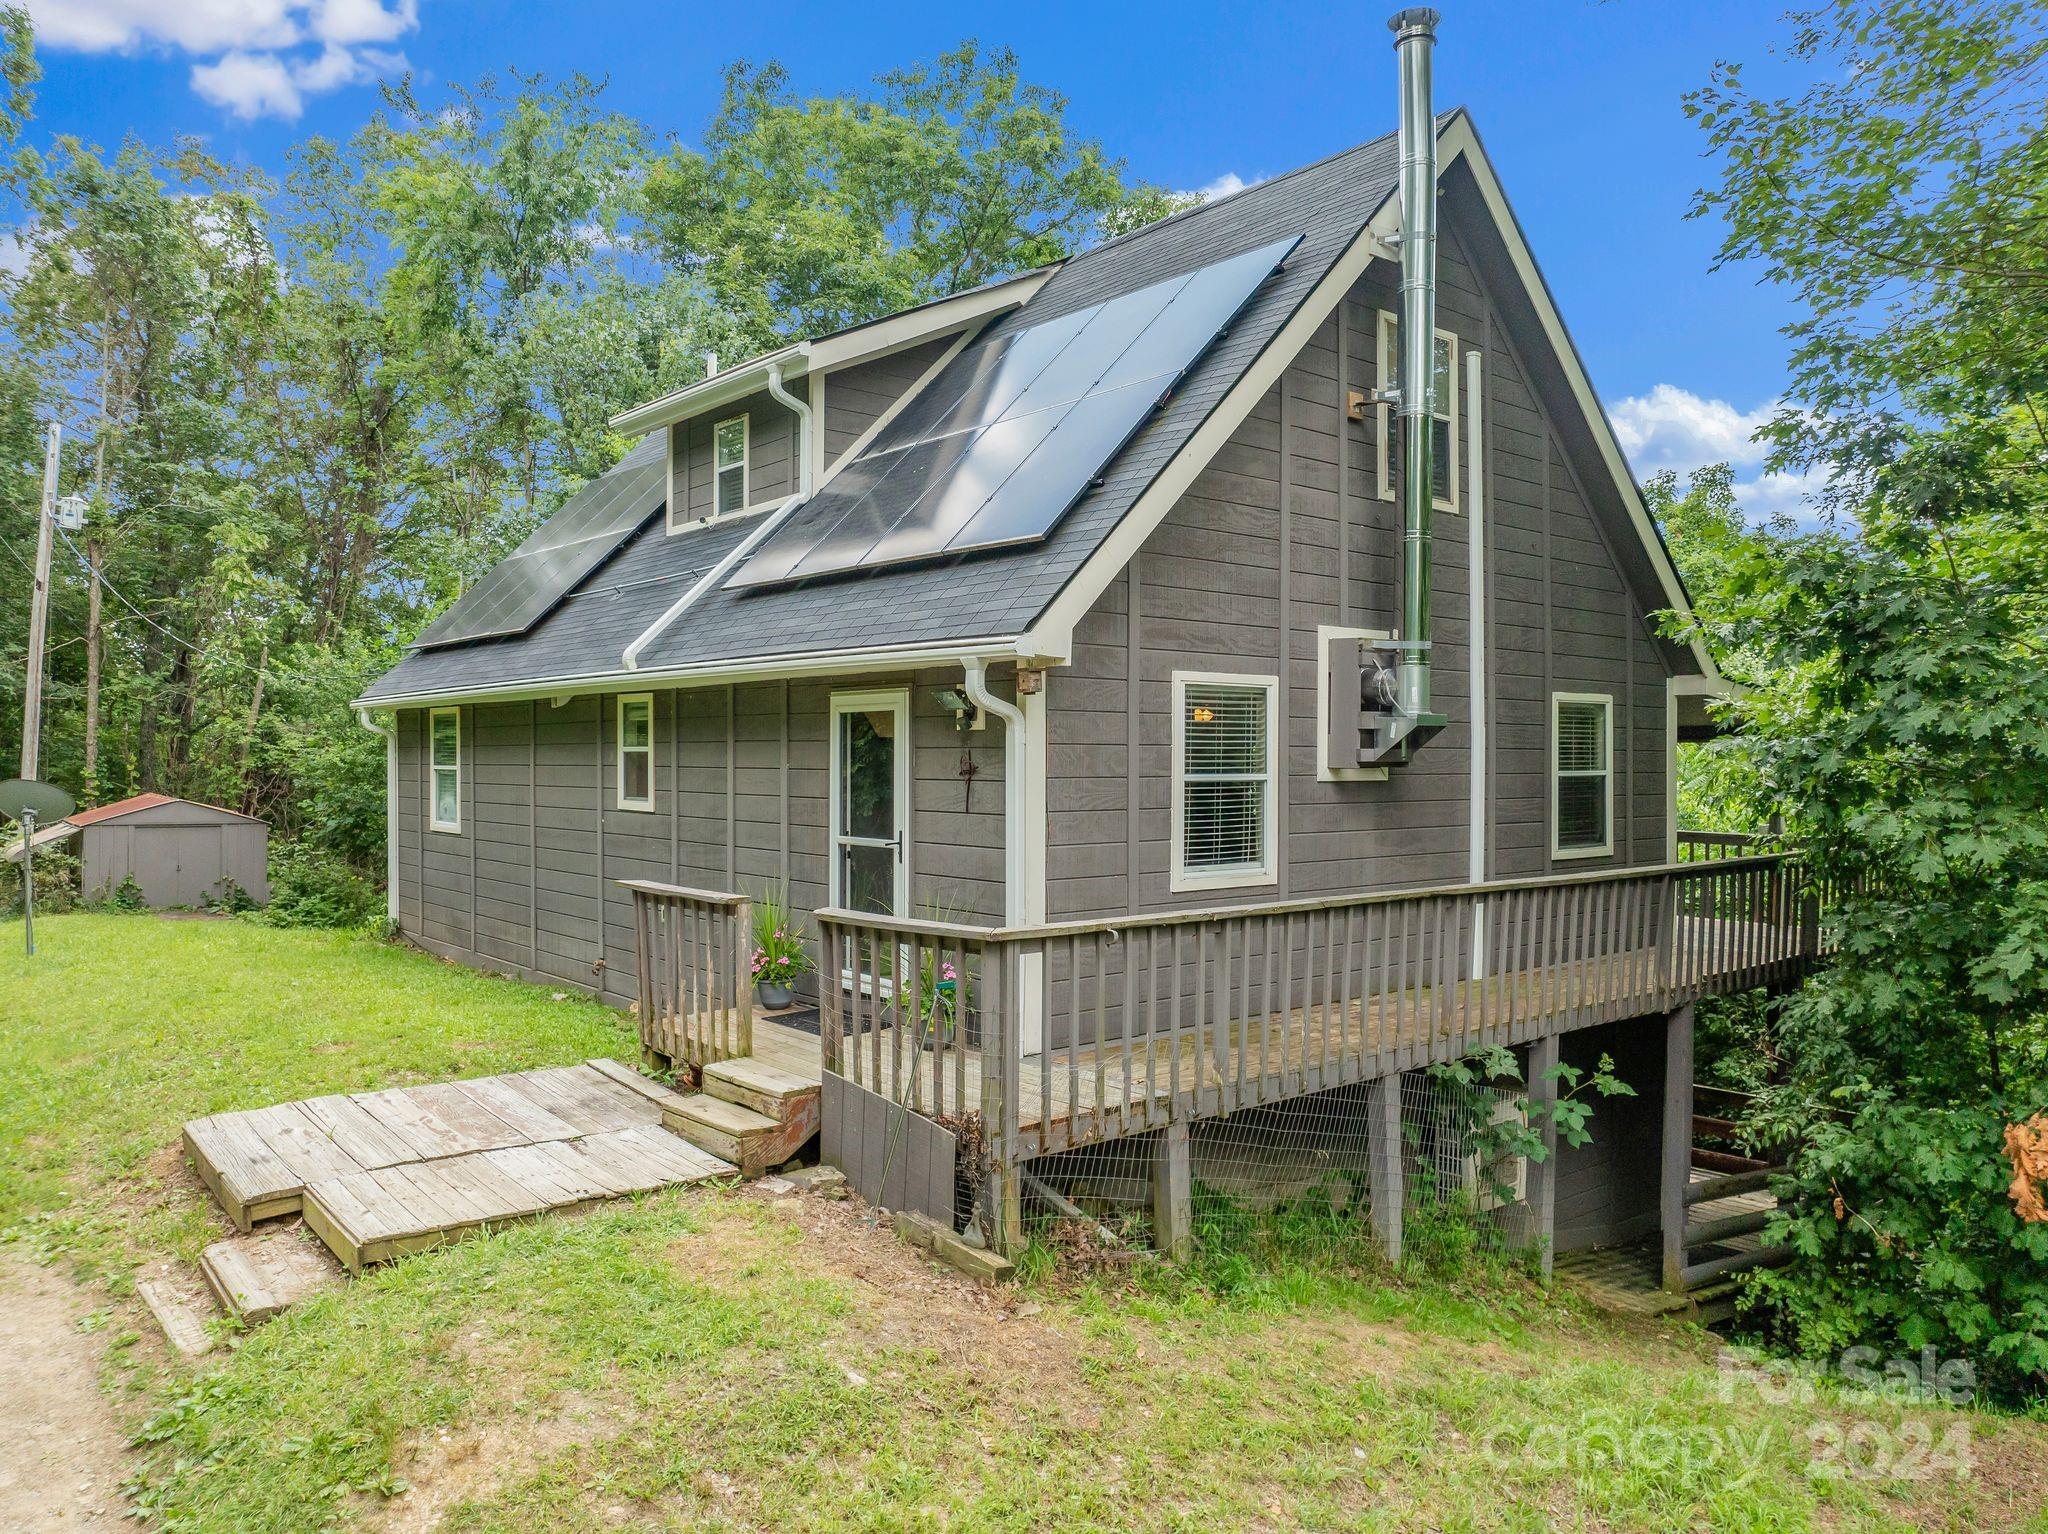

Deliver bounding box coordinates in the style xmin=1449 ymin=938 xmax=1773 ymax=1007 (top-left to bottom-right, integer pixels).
xmin=1390 ymin=7 xmax=1439 ymax=721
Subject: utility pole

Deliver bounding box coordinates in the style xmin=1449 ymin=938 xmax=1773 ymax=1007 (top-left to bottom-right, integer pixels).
xmin=20 ymin=422 xmax=59 ymax=780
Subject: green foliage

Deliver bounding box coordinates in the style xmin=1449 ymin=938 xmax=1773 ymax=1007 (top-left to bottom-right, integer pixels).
xmin=101 ymin=873 xmax=147 ymax=912
xmin=641 ymin=45 xmax=1169 ymax=339
xmin=257 ymin=840 xmax=383 ymax=930
xmin=1680 ymin=2 xmax=2048 ymax=1397
xmin=1429 ymin=1044 xmax=1636 ymax=1201
xmin=0 ymin=844 xmax=78 ymax=914
xmin=748 ymin=885 xmax=812 ymax=990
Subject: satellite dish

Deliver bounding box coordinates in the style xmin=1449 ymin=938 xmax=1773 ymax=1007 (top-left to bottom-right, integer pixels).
xmin=0 ymin=778 xmax=75 ymax=825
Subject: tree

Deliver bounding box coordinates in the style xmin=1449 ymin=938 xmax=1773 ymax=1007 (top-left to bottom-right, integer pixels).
xmin=1684 ymin=0 xmax=2048 ymax=1395
xmin=642 ymin=44 xmax=1164 ymax=339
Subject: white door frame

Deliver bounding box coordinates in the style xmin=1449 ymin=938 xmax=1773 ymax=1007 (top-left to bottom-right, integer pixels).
xmin=829 ymin=687 xmax=912 ymax=916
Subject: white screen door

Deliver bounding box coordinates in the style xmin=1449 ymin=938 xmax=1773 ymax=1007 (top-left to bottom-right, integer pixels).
xmin=830 ymin=690 xmax=910 ymax=916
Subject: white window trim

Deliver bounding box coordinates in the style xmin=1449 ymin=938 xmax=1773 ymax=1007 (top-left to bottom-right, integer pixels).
xmin=428 ymin=705 xmax=461 ymax=834
xmin=828 ymin=688 xmax=912 ymax=916
xmin=1375 ymin=310 xmax=1459 ymax=512
xmin=1551 ymin=691 xmax=1614 ymax=861
xmin=713 ymin=413 xmax=749 ymax=518
xmin=1170 ymin=670 xmax=1280 ymax=895
xmin=616 ymin=692 xmax=655 ymax=812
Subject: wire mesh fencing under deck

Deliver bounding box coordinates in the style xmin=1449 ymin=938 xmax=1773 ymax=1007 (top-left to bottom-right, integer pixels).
xmin=1017 ymin=1072 xmax=1534 ymax=1263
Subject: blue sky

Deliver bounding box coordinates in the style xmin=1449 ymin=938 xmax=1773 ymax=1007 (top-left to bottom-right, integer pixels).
xmin=20 ymin=0 xmax=1819 ymax=517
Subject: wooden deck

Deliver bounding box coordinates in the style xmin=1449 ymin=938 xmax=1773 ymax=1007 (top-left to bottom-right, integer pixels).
xmin=813 ymin=916 xmax=1795 ymax=1156
xmin=184 ymin=1060 xmax=734 ymax=1269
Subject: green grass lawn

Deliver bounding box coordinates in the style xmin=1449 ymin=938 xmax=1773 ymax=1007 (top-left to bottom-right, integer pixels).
xmin=4 ymin=913 xmax=2045 ymax=1532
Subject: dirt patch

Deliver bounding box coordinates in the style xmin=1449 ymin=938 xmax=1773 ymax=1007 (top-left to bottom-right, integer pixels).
xmin=373 ymin=1393 xmax=624 ymax=1533
xmin=0 ymin=1255 xmax=137 ymax=1529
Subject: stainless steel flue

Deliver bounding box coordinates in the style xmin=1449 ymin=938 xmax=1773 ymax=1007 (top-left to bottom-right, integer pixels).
xmin=1390 ymin=6 xmax=1439 ymax=721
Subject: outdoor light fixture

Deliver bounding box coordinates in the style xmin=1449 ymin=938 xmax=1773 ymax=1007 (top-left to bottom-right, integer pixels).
xmin=53 ymin=494 xmax=88 ymax=532
xmin=930 ymin=687 xmax=981 ymax=732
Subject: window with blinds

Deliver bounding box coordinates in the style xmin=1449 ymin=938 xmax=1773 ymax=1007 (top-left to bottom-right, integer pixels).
xmin=714 ymin=415 xmax=748 ymax=514
xmin=1173 ymin=674 xmax=1278 ymax=891
xmin=617 ymin=694 xmax=654 ymax=811
xmin=1552 ymin=693 xmax=1612 ymax=857
xmin=429 ymin=706 xmax=461 ymax=833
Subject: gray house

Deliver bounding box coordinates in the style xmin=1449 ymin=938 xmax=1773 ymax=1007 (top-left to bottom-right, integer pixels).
xmin=359 ymin=34 xmax=1793 ymax=1296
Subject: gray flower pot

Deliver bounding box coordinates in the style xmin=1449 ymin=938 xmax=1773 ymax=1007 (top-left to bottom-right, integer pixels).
xmin=756 ymin=980 xmax=795 ymax=1011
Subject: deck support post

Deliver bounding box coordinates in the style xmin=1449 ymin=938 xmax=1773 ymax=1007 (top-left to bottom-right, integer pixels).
xmin=1661 ymin=1003 xmax=1696 ymax=1293
xmin=1368 ymin=1074 xmax=1403 ymax=1265
xmin=1152 ymin=1121 xmax=1193 ymax=1260
xmin=1523 ymin=1034 xmax=1559 ymax=1278
xmin=985 ymin=1161 xmax=1025 ymax=1257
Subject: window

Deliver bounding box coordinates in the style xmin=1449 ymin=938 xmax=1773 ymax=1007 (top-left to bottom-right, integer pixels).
xmin=429 ymin=706 xmax=461 ymax=833
xmin=1375 ymin=311 xmax=1458 ymax=511
xmin=1552 ymin=693 xmax=1613 ymax=859
xmin=1171 ymin=673 xmax=1279 ymax=892
xmin=713 ymin=415 xmax=748 ymax=515
xmin=617 ymin=693 xmax=654 ymax=811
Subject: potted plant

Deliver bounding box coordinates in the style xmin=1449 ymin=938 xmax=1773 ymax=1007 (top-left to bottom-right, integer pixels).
xmin=750 ymin=888 xmax=811 ymax=1011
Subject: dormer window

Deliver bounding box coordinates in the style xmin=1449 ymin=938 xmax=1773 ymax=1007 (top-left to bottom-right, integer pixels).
xmin=714 ymin=415 xmax=749 ymax=515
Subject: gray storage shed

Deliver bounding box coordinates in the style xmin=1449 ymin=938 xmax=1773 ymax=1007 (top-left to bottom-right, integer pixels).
xmin=4 ymin=792 xmax=270 ymax=908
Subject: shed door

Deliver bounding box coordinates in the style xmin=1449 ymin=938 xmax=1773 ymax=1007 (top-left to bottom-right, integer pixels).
xmin=164 ymin=827 xmax=225 ymax=907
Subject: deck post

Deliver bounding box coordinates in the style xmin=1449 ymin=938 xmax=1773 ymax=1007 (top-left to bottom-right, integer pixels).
xmin=1368 ymin=1073 xmax=1404 ymax=1265
xmin=1523 ymin=1033 xmax=1559 ymax=1277
xmin=1151 ymin=1121 xmax=1193 ymax=1259
xmin=985 ymin=1161 xmax=1025 ymax=1256
xmin=1661 ymin=1003 xmax=1696 ymax=1293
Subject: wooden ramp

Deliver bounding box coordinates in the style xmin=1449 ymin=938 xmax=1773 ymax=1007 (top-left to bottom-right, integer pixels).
xmin=184 ymin=1060 xmax=735 ymax=1271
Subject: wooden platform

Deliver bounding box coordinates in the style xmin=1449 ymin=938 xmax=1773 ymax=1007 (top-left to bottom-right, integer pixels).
xmin=184 ymin=1060 xmax=735 ymax=1270
xmin=1557 ymin=1175 xmax=1776 ymax=1322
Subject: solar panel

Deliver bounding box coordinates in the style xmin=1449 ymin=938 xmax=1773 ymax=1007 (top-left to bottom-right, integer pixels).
xmin=727 ymin=234 xmax=1300 ymax=591
xmin=412 ymin=436 xmax=667 ymax=650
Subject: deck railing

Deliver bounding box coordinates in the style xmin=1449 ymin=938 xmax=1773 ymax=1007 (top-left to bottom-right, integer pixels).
xmin=622 ymin=880 xmax=753 ymax=1067
xmin=816 ymin=853 xmax=1823 ymax=1170
xmin=1677 ymin=829 xmax=1769 ymax=862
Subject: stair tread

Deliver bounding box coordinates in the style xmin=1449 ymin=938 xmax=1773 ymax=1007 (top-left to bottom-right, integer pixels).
xmin=670 ymin=1093 xmax=779 ymax=1138
xmin=703 ymin=1057 xmax=817 ymax=1100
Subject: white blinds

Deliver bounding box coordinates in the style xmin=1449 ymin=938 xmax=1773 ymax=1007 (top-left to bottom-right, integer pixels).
xmin=1554 ymin=697 xmax=1609 ymax=851
xmin=1181 ymin=681 xmax=1271 ymax=873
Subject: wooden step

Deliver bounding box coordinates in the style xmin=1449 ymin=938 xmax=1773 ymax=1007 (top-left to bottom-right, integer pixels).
xmin=701 ymin=1057 xmax=820 ymax=1120
xmin=200 ymin=1230 xmax=344 ymax=1324
xmin=663 ymin=1089 xmax=818 ymax=1177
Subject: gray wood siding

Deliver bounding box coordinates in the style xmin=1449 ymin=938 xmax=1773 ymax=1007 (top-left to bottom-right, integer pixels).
xmin=668 ymin=387 xmax=799 ymax=527
xmin=391 ymin=667 xmax=1009 ymax=999
xmin=821 ymin=337 xmax=956 ymax=466
xmin=1046 ymin=204 xmax=1676 ymax=921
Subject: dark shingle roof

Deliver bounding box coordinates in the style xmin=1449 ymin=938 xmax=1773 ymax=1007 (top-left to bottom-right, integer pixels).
xmin=361 ymin=129 xmax=1401 ymax=704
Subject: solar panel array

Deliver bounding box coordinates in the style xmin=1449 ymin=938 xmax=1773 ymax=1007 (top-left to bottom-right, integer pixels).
xmin=727 ymin=234 xmax=1301 ymax=591
xmin=412 ymin=436 xmax=668 ymax=650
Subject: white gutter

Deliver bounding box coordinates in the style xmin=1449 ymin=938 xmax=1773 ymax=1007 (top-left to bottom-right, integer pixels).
xmin=354 ymin=636 xmax=1048 ymax=713
xmin=962 ymin=657 xmax=1028 ymax=924
xmin=622 ymin=362 xmax=815 ymax=672
xmin=356 ymin=706 xmax=399 ymax=922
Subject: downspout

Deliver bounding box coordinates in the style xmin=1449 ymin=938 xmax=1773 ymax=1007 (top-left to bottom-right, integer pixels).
xmin=622 ymin=360 xmax=815 ymax=671
xmin=962 ymin=657 xmax=1027 ymax=925
xmin=962 ymin=656 xmax=1045 ymax=1058
xmin=356 ymin=707 xmax=399 ymax=923
xmin=1391 ymin=6 xmax=1440 ymax=726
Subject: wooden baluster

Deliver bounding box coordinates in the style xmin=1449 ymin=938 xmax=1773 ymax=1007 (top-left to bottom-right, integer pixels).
xmin=1171 ymin=925 xmax=1188 ymax=1116
xmin=1261 ymin=914 xmax=1280 ymax=1104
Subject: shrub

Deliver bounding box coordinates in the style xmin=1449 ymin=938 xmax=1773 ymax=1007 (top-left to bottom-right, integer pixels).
xmin=0 ymin=845 xmax=81 ymax=915
xmin=102 ymin=873 xmax=149 ymax=913
xmin=257 ymin=841 xmax=383 ymax=930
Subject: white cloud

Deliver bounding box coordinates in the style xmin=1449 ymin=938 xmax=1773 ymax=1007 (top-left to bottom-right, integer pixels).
xmin=1612 ymin=382 xmax=1828 ymax=525
xmin=28 ymin=0 xmax=416 ymax=119
xmin=190 ymin=49 xmax=302 ymax=118
xmin=1182 ymin=171 xmax=1264 ymax=204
